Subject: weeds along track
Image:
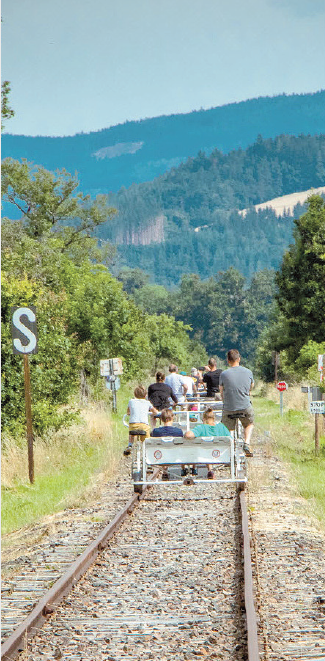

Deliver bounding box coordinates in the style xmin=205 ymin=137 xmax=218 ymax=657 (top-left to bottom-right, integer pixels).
xmin=1 ymin=476 xmax=257 ymax=661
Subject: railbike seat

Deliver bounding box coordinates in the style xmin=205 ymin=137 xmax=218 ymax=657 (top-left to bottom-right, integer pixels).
xmin=227 ymin=412 xmax=245 ymax=420
xmin=129 ymin=429 xmax=147 ymax=437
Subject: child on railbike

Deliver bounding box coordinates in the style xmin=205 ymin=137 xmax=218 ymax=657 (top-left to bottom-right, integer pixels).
xmin=123 ymin=385 xmax=158 ymax=456
xmin=150 ymin=408 xmax=184 ymax=481
xmin=184 ymin=407 xmax=231 ymax=479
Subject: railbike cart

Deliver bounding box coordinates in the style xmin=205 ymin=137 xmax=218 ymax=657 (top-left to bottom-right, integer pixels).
xmin=123 ymin=407 xmax=247 ymax=493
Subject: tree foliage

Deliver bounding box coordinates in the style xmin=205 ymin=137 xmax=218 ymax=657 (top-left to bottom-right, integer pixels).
xmin=120 ymin=266 xmax=276 ymax=366
xmin=256 ymin=196 xmax=325 ymax=380
xmin=1 ymin=162 xmax=208 ymax=435
xmin=275 ymin=195 xmax=325 ymax=361
xmin=1 ymin=81 xmax=14 ymax=131
xmin=2 ymin=158 xmax=117 ymax=248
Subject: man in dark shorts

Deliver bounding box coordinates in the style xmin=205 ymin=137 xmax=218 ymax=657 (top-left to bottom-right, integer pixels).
xmin=203 ymin=358 xmax=222 ymax=399
xmin=219 ymin=349 xmax=254 ymax=456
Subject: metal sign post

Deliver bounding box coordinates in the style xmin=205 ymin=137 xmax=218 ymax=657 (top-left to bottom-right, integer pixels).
xmin=100 ymin=358 xmax=123 ymax=414
xmin=276 ymin=381 xmax=288 ymax=416
xmin=109 ymin=359 xmax=117 ymax=413
xmin=11 ymin=306 xmax=38 ymax=484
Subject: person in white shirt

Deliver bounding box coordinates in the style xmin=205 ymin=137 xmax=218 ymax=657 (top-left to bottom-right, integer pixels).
xmin=124 ymin=385 xmax=158 ymax=455
xmin=179 ymin=372 xmax=197 ymax=397
xmin=165 ymin=364 xmax=188 ymax=403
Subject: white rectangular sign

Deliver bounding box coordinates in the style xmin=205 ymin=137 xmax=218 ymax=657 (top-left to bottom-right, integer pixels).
xmin=100 ymin=359 xmax=111 ymax=376
xmin=112 ymin=357 xmax=123 ymax=375
xmin=310 ymin=401 xmax=325 ymax=414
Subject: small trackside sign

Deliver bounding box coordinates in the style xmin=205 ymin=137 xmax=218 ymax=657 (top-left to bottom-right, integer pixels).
xmin=310 ymin=401 xmax=325 ymax=414
xmin=276 ymin=381 xmax=288 ymax=391
xmin=100 ymin=359 xmax=110 ymax=376
xmin=11 ymin=306 xmax=38 ymax=355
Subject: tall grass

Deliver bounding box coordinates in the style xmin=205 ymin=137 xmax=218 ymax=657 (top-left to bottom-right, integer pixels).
xmin=253 ymin=384 xmax=325 ymax=527
xmin=1 ymin=383 xmax=133 ymax=537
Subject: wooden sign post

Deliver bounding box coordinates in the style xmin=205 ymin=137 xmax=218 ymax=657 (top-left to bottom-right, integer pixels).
xmin=310 ymin=399 xmax=324 ymax=456
xmin=11 ymin=306 xmax=38 ymax=483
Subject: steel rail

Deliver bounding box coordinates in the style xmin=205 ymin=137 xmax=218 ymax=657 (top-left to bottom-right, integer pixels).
xmin=2 ymin=473 xmax=259 ymax=661
xmin=1 ymin=475 xmax=157 ymax=661
xmin=240 ymin=489 xmax=260 ymax=661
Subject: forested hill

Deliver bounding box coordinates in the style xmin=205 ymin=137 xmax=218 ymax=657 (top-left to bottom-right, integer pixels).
xmin=100 ymin=133 xmax=325 ymax=286
xmin=2 ymin=91 xmax=325 ymax=193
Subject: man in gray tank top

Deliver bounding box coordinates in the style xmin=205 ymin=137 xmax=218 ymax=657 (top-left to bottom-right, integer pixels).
xmin=219 ymin=349 xmax=254 ymax=456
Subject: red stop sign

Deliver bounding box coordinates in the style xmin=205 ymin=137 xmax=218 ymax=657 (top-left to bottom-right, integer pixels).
xmin=277 ymin=381 xmax=287 ymax=391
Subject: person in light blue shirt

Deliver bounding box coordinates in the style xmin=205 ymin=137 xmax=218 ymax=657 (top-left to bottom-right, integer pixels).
xmin=165 ymin=364 xmax=188 ymax=403
xmin=185 ymin=407 xmax=231 ymax=479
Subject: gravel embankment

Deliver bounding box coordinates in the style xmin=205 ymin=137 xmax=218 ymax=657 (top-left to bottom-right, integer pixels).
xmin=17 ymin=480 xmax=246 ymax=661
xmin=1 ymin=457 xmax=134 ymax=643
xmin=248 ymin=432 xmax=325 ymax=661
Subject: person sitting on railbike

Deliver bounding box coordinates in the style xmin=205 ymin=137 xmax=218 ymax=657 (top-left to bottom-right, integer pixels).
xmin=124 ymin=385 xmax=158 ymax=456
xmin=184 ymin=407 xmax=231 ymax=480
xmin=151 ymin=408 xmax=184 ymax=481
xmin=147 ymin=371 xmax=178 ymax=411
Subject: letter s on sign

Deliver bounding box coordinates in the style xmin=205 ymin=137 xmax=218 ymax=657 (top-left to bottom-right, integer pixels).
xmin=12 ymin=307 xmax=38 ymax=354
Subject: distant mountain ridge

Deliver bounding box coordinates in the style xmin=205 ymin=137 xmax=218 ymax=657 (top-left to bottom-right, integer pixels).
xmin=99 ymin=133 xmax=325 ymax=286
xmin=2 ymin=91 xmax=325 ymax=194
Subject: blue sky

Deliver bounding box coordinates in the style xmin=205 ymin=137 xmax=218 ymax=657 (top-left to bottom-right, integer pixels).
xmin=2 ymin=0 xmax=325 ymax=137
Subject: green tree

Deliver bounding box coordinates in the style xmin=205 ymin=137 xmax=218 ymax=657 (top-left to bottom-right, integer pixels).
xmin=1 ymin=274 xmax=81 ymax=435
xmin=133 ymin=283 xmax=172 ymax=315
xmin=1 ymin=81 xmax=14 ymax=131
xmin=275 ymin=195 xmax=325 ymax=361
xmin=244 ymin=269 xmax=276 ymax=359
xmin=117 ymin=267 xmax=150 ymax=295
xmin=2 ymin=158 xmax=116 ymax=248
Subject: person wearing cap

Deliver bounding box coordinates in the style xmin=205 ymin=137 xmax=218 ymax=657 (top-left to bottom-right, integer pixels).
xmin=179 ymin=371 xmax=196 ymax=397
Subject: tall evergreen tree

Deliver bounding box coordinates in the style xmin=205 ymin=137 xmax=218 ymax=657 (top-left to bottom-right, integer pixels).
xmin=275 ymin=195 xmax=325 ymax=360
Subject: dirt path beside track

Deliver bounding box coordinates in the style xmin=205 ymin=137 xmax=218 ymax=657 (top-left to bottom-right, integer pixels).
xmin=248 ymin=432 xmax=325 ymax=660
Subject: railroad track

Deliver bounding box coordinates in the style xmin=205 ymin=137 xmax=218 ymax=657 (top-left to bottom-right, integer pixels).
xmin=1 ymin=469 xmax=258 ymax=661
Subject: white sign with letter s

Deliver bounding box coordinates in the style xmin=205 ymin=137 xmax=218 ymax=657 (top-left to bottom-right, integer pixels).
xmin=11 ymin=306 xmax=38 ymax=355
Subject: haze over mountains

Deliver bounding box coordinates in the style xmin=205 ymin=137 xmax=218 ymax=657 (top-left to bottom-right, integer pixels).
xmin=2 ymin=91 xmax=325 ymax=193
